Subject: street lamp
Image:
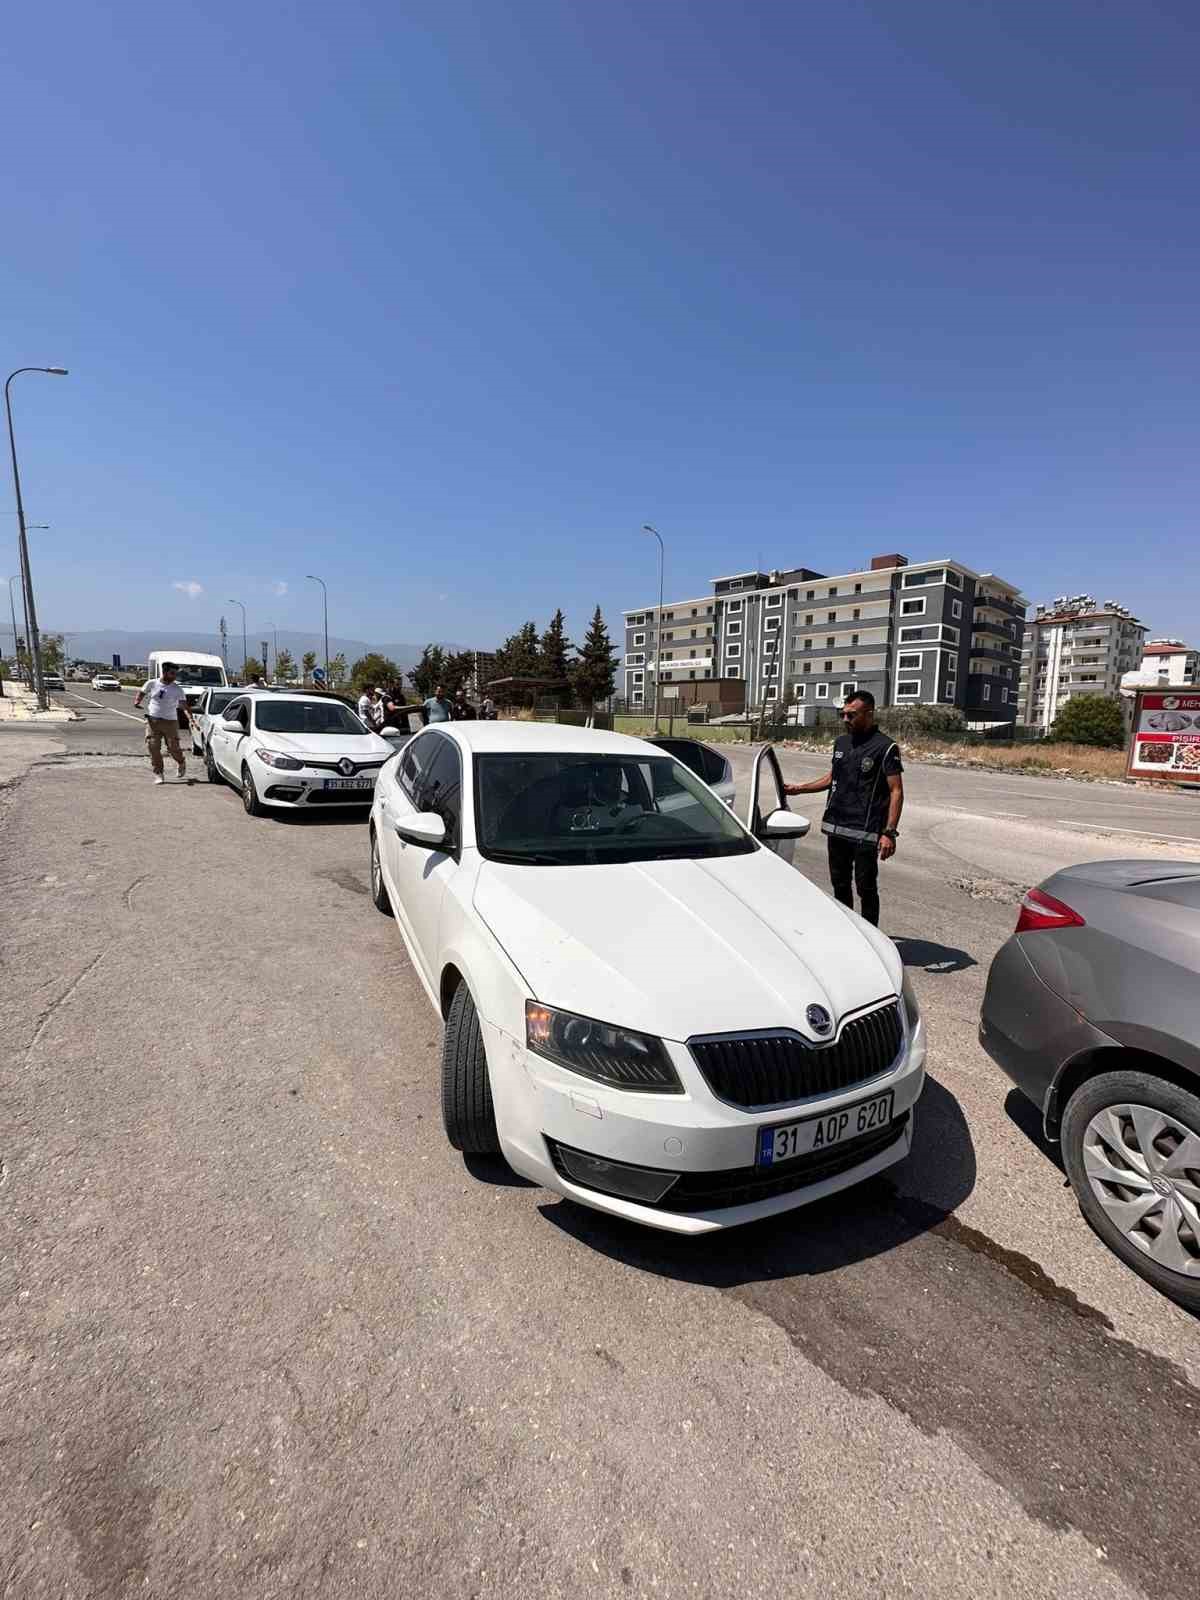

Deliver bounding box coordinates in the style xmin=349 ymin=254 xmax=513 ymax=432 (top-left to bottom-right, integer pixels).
xmin=5 ymin=367 xmax=68 ymax=710
xmin=642 ymin=524 xmax=665 ymax=733
xmin=306 ymin=575 xmax=328 ymax=683
xmin=227 ymin=598 xmax=247 ymax=681
xmin=5 ymin=575 xmax=20 ymax=690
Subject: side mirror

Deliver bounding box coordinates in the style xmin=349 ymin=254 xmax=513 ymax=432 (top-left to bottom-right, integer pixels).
xmin=221 ymin=718 xmax=244 ymax=733
xmin=759 ymin=808 xmax=810 ymax=840
xmin=396 ymin=811 xmax=446 ymax=848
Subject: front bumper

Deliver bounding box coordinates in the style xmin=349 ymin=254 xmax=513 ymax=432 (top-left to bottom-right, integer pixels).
xmin=255 ymin=765 xmax=380 ymax=808
xmin=485 ymin=1014 xmax=926 ymax=1234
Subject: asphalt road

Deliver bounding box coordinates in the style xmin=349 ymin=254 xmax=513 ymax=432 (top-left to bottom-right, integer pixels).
xmin=3 ymin=713 xmax=1199 ymax=1600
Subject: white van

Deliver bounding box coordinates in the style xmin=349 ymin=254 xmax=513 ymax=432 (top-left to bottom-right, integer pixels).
xmin=146 ymin=650 xmax=229 ymax=710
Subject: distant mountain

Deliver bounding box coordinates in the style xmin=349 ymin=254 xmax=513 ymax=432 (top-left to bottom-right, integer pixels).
xmin=26 ymin=628 xmax=484 ymax=673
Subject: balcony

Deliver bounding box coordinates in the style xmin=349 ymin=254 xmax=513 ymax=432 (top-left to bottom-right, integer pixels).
xmin=974 ymin=593 xmax=1026 ymax=620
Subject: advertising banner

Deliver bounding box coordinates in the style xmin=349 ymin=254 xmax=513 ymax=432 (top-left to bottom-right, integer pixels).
xmin=1126 ymin=689 xmax=1200 ymax=783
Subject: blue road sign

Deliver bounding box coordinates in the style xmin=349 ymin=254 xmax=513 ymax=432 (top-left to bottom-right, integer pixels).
xmin=312 ymin=666 xmax=326 ymax=683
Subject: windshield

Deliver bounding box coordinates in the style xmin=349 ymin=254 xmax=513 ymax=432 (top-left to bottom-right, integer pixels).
xmin=171 ymin=664 xmax=224 ymax=686
xmin=254 ymin=699 xmax=367 ymax=736
xmin=474 ymin=753 xmax=754 ymax=866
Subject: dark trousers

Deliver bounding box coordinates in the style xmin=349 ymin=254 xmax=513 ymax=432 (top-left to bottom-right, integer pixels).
xmin=827 ymin=835 xmax=880 ymax=926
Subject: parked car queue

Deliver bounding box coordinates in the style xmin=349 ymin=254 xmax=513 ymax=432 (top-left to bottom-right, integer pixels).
xmin=194 ymin=688 xmax=1200 ymax=1310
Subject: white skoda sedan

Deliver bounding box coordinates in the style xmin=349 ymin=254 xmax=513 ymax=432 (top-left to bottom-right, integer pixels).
xmin=369 ymin=722 xmax=926 ymax=1233
xmin=206 ymin=691 xmax=396 ymax=815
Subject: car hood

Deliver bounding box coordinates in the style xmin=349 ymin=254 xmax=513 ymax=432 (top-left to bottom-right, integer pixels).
xmin=473 ymin=848 xmax=900 ymax=1042
xmin=257 ymin=731 xmax=394 ymax=760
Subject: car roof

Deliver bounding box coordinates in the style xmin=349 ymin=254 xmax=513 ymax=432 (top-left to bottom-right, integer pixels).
xmin=427 ymin=720 xmax=672 ymax=759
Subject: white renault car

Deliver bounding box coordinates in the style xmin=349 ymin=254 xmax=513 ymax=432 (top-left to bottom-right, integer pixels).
xmin=369 ymin=722 xmax=926 ymax=1233
xmin=191 ymin=686 xmax=258 ymax=756
xmin=206 ymin=691 xmax=396 ymax=814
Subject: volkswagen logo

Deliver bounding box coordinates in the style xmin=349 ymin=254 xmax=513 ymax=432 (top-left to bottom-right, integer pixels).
xmin=337 ymin=757 xmax=356 ymax=777
xmin=806 ymin=1004 xmax=833 ymax=1037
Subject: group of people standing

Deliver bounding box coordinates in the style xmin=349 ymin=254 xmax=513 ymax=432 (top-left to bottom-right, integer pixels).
xmin=356 ymin=681 xmax=496 ymax=732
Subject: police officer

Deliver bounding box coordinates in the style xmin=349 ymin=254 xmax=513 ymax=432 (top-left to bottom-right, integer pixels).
xmin=785 ymin=689 xmax=903 ymax=927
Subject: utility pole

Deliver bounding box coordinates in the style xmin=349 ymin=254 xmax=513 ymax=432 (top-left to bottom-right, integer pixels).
xmin=5 ymin=367 xmax=69 ymax=710
xmin=642 ymin=524 xmax=665 ymax=732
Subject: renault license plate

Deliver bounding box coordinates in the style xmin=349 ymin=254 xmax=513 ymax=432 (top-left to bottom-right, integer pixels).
xmin=756 ymin=1090 xmax=894 ymax=1167
xmin=323 ymin=777 xmax=373 ymax=791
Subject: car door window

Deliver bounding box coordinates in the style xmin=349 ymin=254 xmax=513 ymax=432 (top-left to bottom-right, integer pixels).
xmin=399 ymin=734 xmax=435 ymax=805
xmin=700 ymin=745 xmax=728 ymax=786
xmin=416 ymin=735 xmax=463 ymax=852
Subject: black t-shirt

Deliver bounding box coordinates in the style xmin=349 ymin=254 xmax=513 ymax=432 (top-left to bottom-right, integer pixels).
xmin=823 ymin=727 xmax=903 ymax=840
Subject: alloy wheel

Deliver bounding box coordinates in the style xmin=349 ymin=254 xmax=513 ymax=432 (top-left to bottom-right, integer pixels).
xmin=1081 ymin=1102 xmax=1200 ymax=1277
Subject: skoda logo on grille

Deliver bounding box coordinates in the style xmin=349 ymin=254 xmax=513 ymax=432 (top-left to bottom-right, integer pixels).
xmin=806 ymin=1004 xmax=833 ymax=1037
xmin=337 ymin=757 xmax=356 ymax=777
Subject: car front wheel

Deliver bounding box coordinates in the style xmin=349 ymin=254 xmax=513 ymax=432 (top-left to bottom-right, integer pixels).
xmin=369 ymin=828 xmax=393 ymax=916
xmin=441 ymin=983 xmax=500 ymax=1155
xmin=205 ymin=746 xmax=222 ymax=784
xmin=241 ymin=764 xmax=266 ymax=817
xmin=1062 ymin=1067 xmax=1200 ymax=1313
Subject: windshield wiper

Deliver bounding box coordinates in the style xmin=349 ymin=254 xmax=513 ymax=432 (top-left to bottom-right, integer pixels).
xmin=485 ymin=848 xmax=568 ymax=866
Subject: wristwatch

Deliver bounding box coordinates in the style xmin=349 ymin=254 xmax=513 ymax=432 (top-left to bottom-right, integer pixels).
xmin=882 ymin=828 xmax=899 ymax=840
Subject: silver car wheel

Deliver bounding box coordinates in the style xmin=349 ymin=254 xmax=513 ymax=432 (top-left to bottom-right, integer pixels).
xmin=1082 ymin=1102 xmax=1200 ymax=1278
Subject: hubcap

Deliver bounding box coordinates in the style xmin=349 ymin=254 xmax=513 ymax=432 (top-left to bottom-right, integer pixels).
xmin=1082 ymin=1102 xmax=1200 ymax=1277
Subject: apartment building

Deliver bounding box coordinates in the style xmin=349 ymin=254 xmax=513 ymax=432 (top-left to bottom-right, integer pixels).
xmin=622 ymin=553 xmax=1027 ymax=724
xmin=1124 ymin=638 xmax=1199 ymax=689
xmin=1017 ymin=595 xmax=1146 ymax=731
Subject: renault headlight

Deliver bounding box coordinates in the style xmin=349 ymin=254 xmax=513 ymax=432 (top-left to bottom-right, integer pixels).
xmin=255 ymin=748 xmax=305 ymax=770
xmin=525 ymin=1002 xmax=683 ymax=1093
xmin=901 ymin=972 xmax=921 ymax=1031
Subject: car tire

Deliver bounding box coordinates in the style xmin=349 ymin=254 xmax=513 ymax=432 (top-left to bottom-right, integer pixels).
xmin=205 ymin=746 xmax=222 ymax=785
xmin=1062 ymin=1068 xmax=1200 ymax=1313
xmin=441 ymin=983 xmax=500 ymax=1155
xmin=369 ymin=828 xmax=393 ymax=917
xmin=241 ymin=763 xmax=266 ymax=817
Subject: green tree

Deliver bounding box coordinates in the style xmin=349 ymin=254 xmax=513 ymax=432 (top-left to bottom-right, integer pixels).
xmin=241 ymin=655 xmax=265 ymax=683
xmin=328 ymin=652 xmax=348 ymax=687
xmin=490 ymin=621 xmax=541 ymax=704
xmin=540 ymin=609 xmax=573 ymax=706
xmin=301 ymin=650 xmax=317 ymax=683
xmin=350 ymin=652 xmax=402 ymax=692
xmin=1050 ymin=693 xmax=1127 ymax=748
xmin=408 ymin=644 xmax=448 ymax=700
xmin=572 ymin=606 xmax=617 ymax=708
xmin=40 ymin=634 xmax=65 ymax=674
xmin=275 ymin=648 xmax=295 ymax=682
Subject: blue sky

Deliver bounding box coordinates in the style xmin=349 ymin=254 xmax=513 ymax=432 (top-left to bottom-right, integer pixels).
xmin=3 ymin=0 xmax=1197 ymax=651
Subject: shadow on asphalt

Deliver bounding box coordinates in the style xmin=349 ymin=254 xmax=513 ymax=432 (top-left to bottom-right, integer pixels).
xmin=463 ymin=1152 xmax=537 ymax=1188
xmin=1003 ymin=1086 xmax=1066 ymax=1174
xmin=533 ymin=1075 xmax=976 ymax=1284
xmin=269 ymin=809 xmax=370 ymax=828
xmin=892 ymin=935 xmax=977 ymax=974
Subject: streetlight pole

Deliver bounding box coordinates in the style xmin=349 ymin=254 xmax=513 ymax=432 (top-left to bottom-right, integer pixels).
xmin=5 ymin=367 xmax=68 ymax=710
xmin=227 ymin=598 xmax=247 ymax=681
xmin=306 ymin=575 xmax=328 ymax=683
xmin=5 ymin=575 xmax=20 ymax=691
xmin=642 ymin=524 xmax=664 ymax=732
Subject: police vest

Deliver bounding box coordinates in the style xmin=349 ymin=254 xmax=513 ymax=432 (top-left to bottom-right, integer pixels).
xmin=821 ymin=730 xmax=900 ymax=845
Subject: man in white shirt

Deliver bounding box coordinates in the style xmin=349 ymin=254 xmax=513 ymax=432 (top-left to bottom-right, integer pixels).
xmin=357 ymin=684 xmax=382 ymax=729
xmin=133 ymin=662 xmax=192 ymax=784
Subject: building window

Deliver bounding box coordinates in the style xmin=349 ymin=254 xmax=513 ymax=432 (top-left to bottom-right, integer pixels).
xmin=633 ymin=632 xmax=645 ymax=646
xmin=804 ymin=613 xmax=813 ymax=625
xmin=1000 ymin=686 xmax=1008 ymax=703
xmin=795 ymin=683 xmax=806 ymax=699
xmin=691 ymin=608 xmax=698 ymax=617
xmin=765 ymin=685 xmax=778 ymax=700
xmin=631 ymin=691 xmax=644 ymax=705
xmin=662 ymin=671 xmax=672 ymax=681
xmin=823 ymin=636 xmax=833 ymax=649
xmin=945 ymin=570 xmax=962 ymax=588
xmin=952 ymin=599 xmax=963 ymax=620
xmin=816 ymin=683 xmax=829 ymax=699
xmin=897 ymin=680 xmax=921 ymax=698
xmin=806 ymin=589 xmax=815 ymax=600
xmin=726 ymin=620 xmax=742 ymax=637
xmin=766 ymin=594 xmax=783 ymax=608
xmin=803 ymin=662 xmax=811 ymax=674
xmin=983 ymin=682 xmax=992 ymax=701
xmin=852 ymin=608 xmax=861 ymax=620
xmin=847 ymin=659 xmax=856 ymax=672
xmin=725 ymin=643 xmax=741 ymax=659
xmin=900 ymin=598 xmax=927 ymax=616
xmin=804 ymin=638 xmax=812 ymax=650
xmin=763 ymin=663 xmax=777 ymax=678
xmin=727 ymin=598 xmax=743 ymax=613
xmin=944 ymin=679 xmax=956 ymax=701
xmin=628 ymin=613 xmax=645 ymax=626
xmin=828 ymin=587 xmax=838 ymax=597
xmin=897 ymin=652 xmax=922 ymax=670
xmin=824 ymin=660 xmax=833 ymax=672
xmin=728 ymin=579 xmax=743 ymax=591
xmin=854 ymin=583 xmax=862 ymax=594
xmin=850 ymin=634 xmax=859 ymax=646
xmin=942 ymin=625 xmax=960 ymax=644
xmin=840 ymin=681 xmax=857 ymax=700
xmin=626 ymin=652 xmax=645 ymax=665
xmin=827 ymin=611 xmax=837 ymax=623
xmin=726 ymin=667 xmax=740 ymax=679
xmin=763 ymin=639 xmax=777 ymax=655
xmin=665 ymin=611 xmax=674 ymax=621
xmin=899 ymin=626 xmax=931 ymax=642
xmin=765 ymin=617 xmax=781 ymax=631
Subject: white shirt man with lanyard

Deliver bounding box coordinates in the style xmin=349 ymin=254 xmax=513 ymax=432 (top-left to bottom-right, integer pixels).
xmin=785 ymin=690 xmax=903 ymax=927
xmin=133 ymin=662 xmax=193 ymax=784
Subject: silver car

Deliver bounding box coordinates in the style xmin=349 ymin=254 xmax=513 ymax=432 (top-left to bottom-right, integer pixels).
xmin=980 ymin=860 xmax=1200 ymax=1310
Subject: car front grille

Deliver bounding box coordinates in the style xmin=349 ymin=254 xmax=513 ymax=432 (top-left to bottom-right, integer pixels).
xmin=689 ymin=1001 xmax=904 ymax=1110
xmin=302 ymin=758 xmax=386 ymax=774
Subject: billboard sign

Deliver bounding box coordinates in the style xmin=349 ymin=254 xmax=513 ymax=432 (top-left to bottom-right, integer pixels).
xmin=1126 ymin=689 xmax=1200 ymax=783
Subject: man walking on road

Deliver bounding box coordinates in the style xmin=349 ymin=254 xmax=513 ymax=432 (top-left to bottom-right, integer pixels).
xmin=785 ymin=690 xmax=903 ymax=927
xmin=133 ymin=661 xmax=192 ymax=785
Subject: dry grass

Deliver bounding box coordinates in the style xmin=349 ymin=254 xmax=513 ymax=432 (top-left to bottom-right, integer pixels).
xmin=782 ymin=733 xmax=1128 ymax=781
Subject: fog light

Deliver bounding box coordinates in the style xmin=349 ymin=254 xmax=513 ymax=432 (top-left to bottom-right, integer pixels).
xmin=553 ymin=1142 xmax=679 ymax=1204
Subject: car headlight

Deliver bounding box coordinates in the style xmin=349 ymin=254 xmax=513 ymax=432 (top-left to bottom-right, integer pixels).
xmin=255 ymin=748 xmax=305 ymax=770
xmin=901 ymin=972 xmax=920 ymax=1031
xmin=525 ymin=1001 xmax=683 ymax=1093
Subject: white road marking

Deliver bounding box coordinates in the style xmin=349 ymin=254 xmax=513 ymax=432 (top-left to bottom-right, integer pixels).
xmin=63 ymin=691 xmax=145 ymax=724
xmin=1055 ymin=820 xmax=1200 ymax=845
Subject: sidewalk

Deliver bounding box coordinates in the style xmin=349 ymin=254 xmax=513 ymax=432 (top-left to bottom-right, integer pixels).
xmin=0 ymin=681 xmax=79 ymax=723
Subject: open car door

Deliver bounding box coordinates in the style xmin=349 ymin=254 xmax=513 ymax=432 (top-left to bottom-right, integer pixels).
xmin=744 ymin=745 xmax=810 ymax=864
